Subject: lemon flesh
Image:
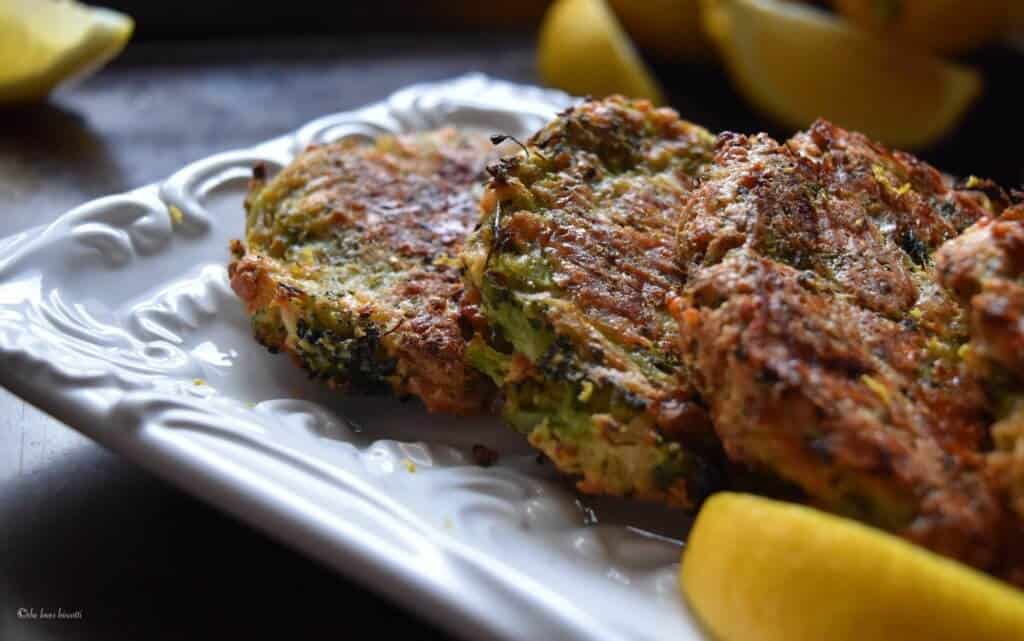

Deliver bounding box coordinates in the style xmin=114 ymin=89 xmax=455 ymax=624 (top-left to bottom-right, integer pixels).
xmin=681 ymin=493 xmax=1024 ymax=641
xmin=0 ymin=0 xmax=134 ymax=103
xmin=702 ymin=0 xmax=981 ymax=149
xmin=538 ymin=0 xmax=664 ymax=104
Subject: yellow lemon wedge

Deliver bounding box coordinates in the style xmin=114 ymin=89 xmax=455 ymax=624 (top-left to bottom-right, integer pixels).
xmin=680 ymin=493 xmax=1024 ymax=641
xmin=538 ymin=0 xmax=665 ymax=104
xmin=829 ymin=0 xmax=1008 ymax=55
xmin=701 ymin=0 xmax=982 ymax=149
xmin=606 ymin=0 xmax=710 ymax=61
xmin=0 ymin=0 xmax=134 ymax=104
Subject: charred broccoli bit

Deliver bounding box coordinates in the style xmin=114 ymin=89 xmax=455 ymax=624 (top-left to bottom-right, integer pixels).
xmin=228 ymin=128 xmax=497 ymax=415
xmin=461 ymin=96 xmax=723 ymax=507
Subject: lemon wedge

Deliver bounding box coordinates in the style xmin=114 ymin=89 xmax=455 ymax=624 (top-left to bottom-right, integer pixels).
xmin=0 ymin=0 xmax=134 ymax=103
xmin=607 ymin=0 xmax=710 ymax=61
xmin=701 ymin=0 xmax=981 ymax=148
xmin=681 ymin=493 xmax=1024 ymax=641
xmin=538 ymin=0 xmax=664 ymax=104
xmin=829 ymin=0 xmax=1007 ymax=54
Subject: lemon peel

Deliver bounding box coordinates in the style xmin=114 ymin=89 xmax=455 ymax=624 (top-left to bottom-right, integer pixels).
xmin=681 ymin=493 xmax=1024 ymax=641
xmin=0 ymin=0 xmax=134 ymax=103
xmin=701 ymin=0 xmax=981 ymax=148
xmin=538 ymin=0 xmax=664 ymax=104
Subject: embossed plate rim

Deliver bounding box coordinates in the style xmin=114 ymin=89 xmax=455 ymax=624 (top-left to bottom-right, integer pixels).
xmin=0 ymin=74 xmax=702 ymax=641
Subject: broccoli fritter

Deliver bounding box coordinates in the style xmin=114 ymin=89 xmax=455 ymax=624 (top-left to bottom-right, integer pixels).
xmin=461 ymin=97 xmax=722 ymax=507
xmin=674 ymin=121 xmax=1013 ymax=573
xmin=936 ymin=201 xmax=1024 ymax=388
xmin=936 ymin=201 xmax=1024 ymax=577
xmin=229 ymin=128 xmax=495 ymax=415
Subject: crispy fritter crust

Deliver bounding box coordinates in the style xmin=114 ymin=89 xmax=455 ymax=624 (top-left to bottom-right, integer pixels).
xmin=936 ymin=203 xmax=1024 ymax=572
xmin=937 ymin=204 xmax=1024 ymax=382
xmin=675 ymin=121 xmax=1012 ymax=572
xmin=462 ymin=97 xmax=721 ymax=507
xmin=228 ymin=128 xmax=495 ymax=415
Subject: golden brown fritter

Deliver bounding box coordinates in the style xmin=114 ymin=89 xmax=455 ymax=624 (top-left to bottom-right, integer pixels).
xmin=677 ymin=250 xmax=1002 ymax=567
xmin=937 ymin=203 xmax=1024 ymax=383
xmin=674 ymin=120 xmax=1012 ymax=573
xmin=461 ymin=97 xmax=723 ymax=507
xmin=229 ymin=128 xmax=496 ymax=415
xmin=936 ymin=203 xmax=1024 ymax=562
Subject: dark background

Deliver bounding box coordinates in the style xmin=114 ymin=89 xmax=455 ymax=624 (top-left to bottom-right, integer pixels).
xmin=2 ymin=3 xmax=1022 ymax=641
xmin=98 ymin=0 xmax=1024 ymax=187
xmin=100 ymin=1 xmax=552 ymax=40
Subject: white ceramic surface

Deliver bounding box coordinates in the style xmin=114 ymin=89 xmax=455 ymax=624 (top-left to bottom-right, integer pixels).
xmin=0 ymin=75 xmax=706 ymax=641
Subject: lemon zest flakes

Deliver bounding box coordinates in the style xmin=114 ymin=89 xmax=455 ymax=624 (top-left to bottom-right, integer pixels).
xmin=872 ymin=165 xmax=911 ymax=198
xmin=578 ymin=380 xmax=595 ymax=403
xmin=861 ymin=374 xmax=891 ymax=405
xmin=169 ymin=205 xmax=184 ymax=225
xmin=403 ymin=458 xmax=417 ymax=473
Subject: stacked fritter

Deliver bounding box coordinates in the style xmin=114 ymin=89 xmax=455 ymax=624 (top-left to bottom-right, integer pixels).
xmin=229 ymin=128 xmax=495 ymax=415
xmin=936 ymin=200 xmax=1024 ymax=581
xmin=461 ymin=98 xmax=722 ymax=507
xmin=230 ymin=97 xmax=1024 ymax=583
xmin=674 ymin=121 xmax=1012 ymax=575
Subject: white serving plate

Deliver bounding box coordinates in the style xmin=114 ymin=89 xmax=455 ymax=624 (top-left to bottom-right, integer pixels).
xmin=0 ymin=74 xmax=707 ymax=641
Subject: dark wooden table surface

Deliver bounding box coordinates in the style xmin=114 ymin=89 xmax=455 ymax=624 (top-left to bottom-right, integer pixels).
xmin=2 ymin=29 xmax=1022 ymax=641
